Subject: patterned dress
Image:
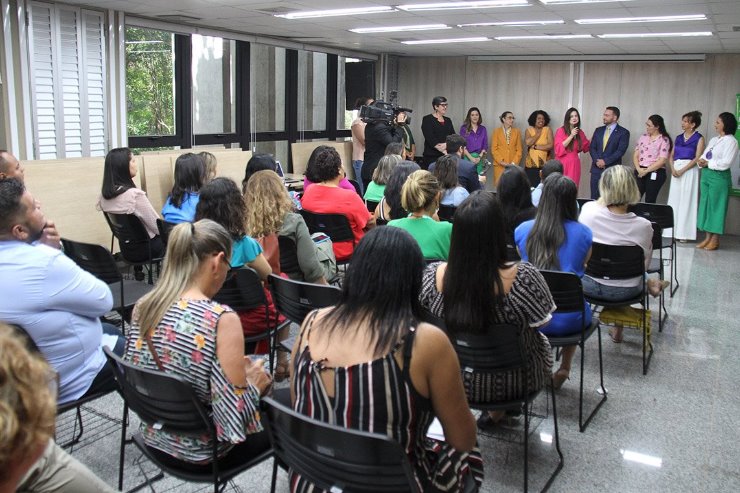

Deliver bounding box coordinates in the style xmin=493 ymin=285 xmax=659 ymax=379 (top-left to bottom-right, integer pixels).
xmin=419 ymin=262 xmax=554 ymax=401
xmin=290 ymin=312 xmax=484 ymax=492
xmin=125 ymin=299 xmax=264 ymax=463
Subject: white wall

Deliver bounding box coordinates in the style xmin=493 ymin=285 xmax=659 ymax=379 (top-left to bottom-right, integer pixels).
xmin=398 ymin=54 xmax=740 ymax=235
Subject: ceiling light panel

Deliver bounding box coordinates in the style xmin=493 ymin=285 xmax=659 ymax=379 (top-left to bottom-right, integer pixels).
xmin=598 ymin=32 xmax=713 ymax=39
xmin=397 ymin=1 xmax=529 ymax=12
xmin=275 ymin=6 xmax=396 ymax=20
xmin=458 ymin=20 xmax=564 ymax=27
xmin=495 ymin=34 xmax=592 ymax=40
xmin=350 ymin=24 xmax=451 ymax=33
xmin=575 ymin=14 xmax=707 ymax=25
xmin=540 ymin=0 xmax=633 ymax=4
xmin=402 ymin=36 xmax=491 ymax=44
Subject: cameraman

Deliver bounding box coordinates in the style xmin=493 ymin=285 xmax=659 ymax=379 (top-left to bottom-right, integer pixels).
xmin=361 ymin=107 xmax=408 ymax=185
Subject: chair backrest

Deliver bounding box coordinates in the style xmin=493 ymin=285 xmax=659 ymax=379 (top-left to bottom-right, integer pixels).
xmin=103 ymin=347 xmax=213 ymax=435
xmin=366 ymin=199 xmax=379 ymax=214
xmin=649 ymin=222 xmax=662 ymax=250
xmin=576 ymin=198 xmax=593 ymax=211
xmin=156 ymin=219 xmax=177 ymax=245
xmin=213 ymin=267 xmax=267 ymax=312
xmin=61 ymin=238 xmax=123 ymax=285
xmin=539 ymin=270 xmax=585 ymax=314
xmin=299 ymin=210 xmax=355 ymax=244
xmin=420 ymin=308 xmax=446 ymax=332
xmin=347 ymin=179 xmax=362 ymax=197
xmin=451 ymin=324 xmax=526 ymax=404
xmin=437 ymin=204 xmax=457 ymax=223
xmin=261 ymin=396 xmax=419 ymax=493
xmin=629 ymin=203 xmax=674 ymax=232
xmin=103 ymin=212 xmax=153 ymax=260
xmin=277 ymin=236 xmax=302 ymax=278
xmin=585 ymin=243 xmax=644 ymax=281
xmin=268 ymin=274 xmax=341 ymax=325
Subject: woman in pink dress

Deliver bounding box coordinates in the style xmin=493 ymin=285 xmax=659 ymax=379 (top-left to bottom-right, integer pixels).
xmin=554 ymin=108 xmax=590 ymax=188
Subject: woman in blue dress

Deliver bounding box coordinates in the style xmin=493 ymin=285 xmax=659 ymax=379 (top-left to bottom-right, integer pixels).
xmin=515 ymin=173 xmax=592 ymax=389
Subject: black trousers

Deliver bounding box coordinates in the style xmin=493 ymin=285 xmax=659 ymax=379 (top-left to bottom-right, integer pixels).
xmin=635 ymin=168 xmax=666 ymax=204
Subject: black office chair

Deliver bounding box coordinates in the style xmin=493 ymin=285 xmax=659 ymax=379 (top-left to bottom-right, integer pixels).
xmin=584 ymin=243 xmax=652 ymax=375
xmin=365 ymin=199 xmax=379 ymax=213
xmin=300 ymin=210 xmax=356 ymax=264
xmin=540 ymin=270 xmax=606 ymax=432
xmin=347 ymin=178 xmax=363 ymax=197
xmin=451 ymin=324 xmax=563 ymax=493
xmin=261 ymin=396 xmax=420 ymax=493
xmin=268 ymin=274 xmax=341 ymax=352
xmin=103 ymin=347 xmax=273 ymax=492
xmin=104 ymin=212 xmax=163 ymax=284
xmin=213 ymin=267 xmax=288 ymax=370
xmin=646 ymin=222 xmax=668 ymax=332
xmin=576 ymin=198 xmax=593 ymax=212
xmin=437 ymin=204 xmax=457 ymax=222
xmin=10 ymin=324 xmax=118 ymax=449
xmin=156 ymin=218 xmax=177 ymax=245
xmin=629 ymin=202 xmax=678 ymax=297
xmin=277 ymin=235 xmax=302 ymax=279
xmin=61 ymin=238 xmax=153 ymax=334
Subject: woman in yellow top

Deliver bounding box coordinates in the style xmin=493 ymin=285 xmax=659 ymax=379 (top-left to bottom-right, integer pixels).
xmin=524 ymin=110 xmax=553 ymax=187
xmin=491 ymin=111 xmax=522 ymax=185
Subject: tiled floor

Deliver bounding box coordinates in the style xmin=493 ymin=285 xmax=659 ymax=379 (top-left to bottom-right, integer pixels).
xmin=62 ymin=235 xmax=740 ymax=492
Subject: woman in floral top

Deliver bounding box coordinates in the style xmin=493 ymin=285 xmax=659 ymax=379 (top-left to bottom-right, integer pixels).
xmin=124 ymin=219 xmax=272 ymax=463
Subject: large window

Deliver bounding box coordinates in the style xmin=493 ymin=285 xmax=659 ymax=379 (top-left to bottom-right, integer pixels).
xmin=250 ymin=44 xmax=286 ymax=133
xmin=125 ymin=27 xmax=175 ymax=137
xmin=192 ymin=34 xmax=236 ymax=135
xmin=297 ymin=50 xmax=327 ymax=134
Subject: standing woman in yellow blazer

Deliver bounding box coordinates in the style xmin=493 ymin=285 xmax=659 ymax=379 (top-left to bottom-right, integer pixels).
xmin=492 ymin=111 xmax=523 ymax=185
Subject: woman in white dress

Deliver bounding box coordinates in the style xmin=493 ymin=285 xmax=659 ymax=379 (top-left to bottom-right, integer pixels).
xmin=666 ymin=111 xmax=704 ymax=241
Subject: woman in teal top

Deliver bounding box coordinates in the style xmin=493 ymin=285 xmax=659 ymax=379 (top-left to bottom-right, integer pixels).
xmin=363 ymin=154 xmax=401 ymax=203
xmin=388 ymin=170 xmax=452 ymax=260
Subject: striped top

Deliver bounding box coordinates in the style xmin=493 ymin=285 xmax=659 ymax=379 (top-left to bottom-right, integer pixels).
xmin=291 ymin=312 xmax=484 ymax=492
xmin=420 ymin=262 xmax=554 ymax=401
xmin=125 ymin=299 xmax=263 ymax=463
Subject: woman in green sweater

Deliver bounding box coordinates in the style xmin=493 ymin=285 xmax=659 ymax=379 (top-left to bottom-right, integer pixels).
xmin=388 ymin=170 xmax=452 ymax=261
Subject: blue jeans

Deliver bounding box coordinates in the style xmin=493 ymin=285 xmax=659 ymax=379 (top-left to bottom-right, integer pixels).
xmin=582 ymin=276 xmax=643 ymax=302
xmin=352 ymin=160 xmax=365 ymax=195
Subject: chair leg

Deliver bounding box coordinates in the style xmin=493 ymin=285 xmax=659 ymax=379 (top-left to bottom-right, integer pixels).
xmin=523 ymin=399 xmax=529 ymax=493
xmin=59 ymin=406 xmax=84 ymax=448
xmin=580 ymin=325 xmax=607 ymax=432
xmin=542 ymin=383 xmax=564 ymax=492
xmin=670 ymin=243 xmax=679 ymax=297
xmin=118 ymin=403 xmax=128 ymax=490
xmin=270 ymin=458 xmax=279 ymax=493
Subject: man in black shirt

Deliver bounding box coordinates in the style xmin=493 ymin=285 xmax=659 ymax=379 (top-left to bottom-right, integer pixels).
xmin=361 ymin=111 xmax=408 ymax=185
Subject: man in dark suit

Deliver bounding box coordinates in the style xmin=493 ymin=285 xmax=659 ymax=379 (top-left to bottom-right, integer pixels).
xmin=589 ymin=106 xmax=630 ymax=199
xmin=428 ymin=134 xmax=484 ymax=193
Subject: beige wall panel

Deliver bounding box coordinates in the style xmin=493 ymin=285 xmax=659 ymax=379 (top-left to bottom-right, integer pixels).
xmin=140 ymin=155 xmax=175 ymax=214
xmin=215 ymin=151 xmax=252 ymax=187
xmin=24 ymin=158 xmax=111 ymax=247
xmin=290 ymin=141 xmax=352 ymax=178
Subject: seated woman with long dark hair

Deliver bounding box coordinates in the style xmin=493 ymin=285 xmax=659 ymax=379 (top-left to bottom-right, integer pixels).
xmin=291 ymin=226 xmax=483 ymax=491
xmin=162 ymin=153 xmax=205 ymax=224
xmin=497 ymin=165 xmax=536 ymax=254
xmin=125 ymin=219 xmax=272 ymax=464
xmin=97 ymin=147 xmax=164 ymax=260
xmin=515 ymin=173 xmax=592 ymax=388
xmin=420 ymin=191 xmax=554 ymax=427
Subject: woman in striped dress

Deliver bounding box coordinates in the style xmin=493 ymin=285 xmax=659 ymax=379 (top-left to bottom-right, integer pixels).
xmin=420 ymin=191 xmax=555 ymax=428
xmin=124 ymin=220 xmax=272 ymax=464
xmin=290 ymin=227 xmax=483 ymax=492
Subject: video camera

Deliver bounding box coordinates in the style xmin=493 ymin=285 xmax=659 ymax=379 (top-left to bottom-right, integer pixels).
xmin=359 ymin=100 xmax=412 ymax=125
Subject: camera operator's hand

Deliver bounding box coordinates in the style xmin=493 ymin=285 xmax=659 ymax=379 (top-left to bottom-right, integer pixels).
xmin=395 ymin=112 xmax=407 ymax=125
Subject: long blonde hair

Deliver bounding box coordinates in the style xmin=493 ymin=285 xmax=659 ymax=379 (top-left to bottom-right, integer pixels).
xmin=133 ymin=219 xmax=232 ymax=336
xmin=0 ymin=324 xmax=56 ymax=479
xmin=244 ymin=170 xmax=294 ymax=237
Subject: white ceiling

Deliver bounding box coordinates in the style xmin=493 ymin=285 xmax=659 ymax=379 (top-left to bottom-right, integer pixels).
xmin=63 ymin=0 xmax=740 ymax=57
